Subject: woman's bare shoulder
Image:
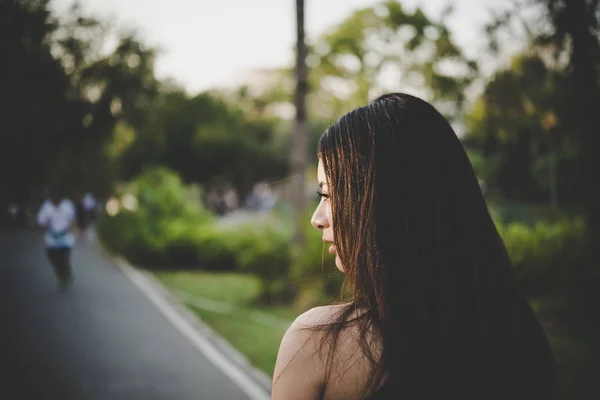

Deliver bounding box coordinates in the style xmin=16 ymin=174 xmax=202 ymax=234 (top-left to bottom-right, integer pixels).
xmin=272 ymin=304 xmax=352 ymax=399
xmin=279 ymin=304 xmax=349 ymax=361
xmin=292 ymin=303 xmax=350 ymax=329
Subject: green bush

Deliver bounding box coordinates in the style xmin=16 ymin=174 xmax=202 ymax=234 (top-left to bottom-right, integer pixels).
xmin=225 ymin=223 xmax=293 ymax=304
xmin=97 ymin=167 xmax=216 ymax=267
xmin=288 ymin=214 xmax=587 ymax=310
xmin=98 ymin=210 xmax=170 ymax=266
xmin=98 ymin=168 xmax=294 ymax=286
xmin=159 ymin=219 xmax=201 ymax=266
xmin=98 ymin=169 xmax=587 ymax=318
xmin=496 ymin=217 xmax=586 ymax=298
xmin=192 ymin=227 xmax=237 ymax=271
xmin=130 ymin=167 xmax=213 ymax=224
xmin=290 ymin=216 xmax=346 ymax=309
xmin=97 ymin=209 xmax=138 ymax=255
xmin=159 ymin=221 xmax=236 ymax=269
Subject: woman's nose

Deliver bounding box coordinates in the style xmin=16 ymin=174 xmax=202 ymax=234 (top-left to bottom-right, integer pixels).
xmin=311 ymin=204 xmax=329 ymax=231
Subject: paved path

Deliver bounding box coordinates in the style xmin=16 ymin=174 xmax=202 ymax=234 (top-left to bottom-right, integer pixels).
xmin=0 ymin=228 xmax=261 ymax=400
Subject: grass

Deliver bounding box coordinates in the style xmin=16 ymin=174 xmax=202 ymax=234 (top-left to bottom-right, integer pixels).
xmin=155 ymin=270 xmax=598 ymax=399
xmin=154 ymin=270 xmax=296 ymax=375
xmin=190 ymin=307 xmax=285 ymax=376
xmin=154 ymin=270 xmax=262 ymax=305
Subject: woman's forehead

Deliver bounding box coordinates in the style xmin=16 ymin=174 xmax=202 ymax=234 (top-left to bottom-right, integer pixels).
xmin=317 ymin=160 xmax=327 ymax=182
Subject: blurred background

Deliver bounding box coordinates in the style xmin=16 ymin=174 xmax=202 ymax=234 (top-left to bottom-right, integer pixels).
xmin=1 ymin=0 xmax=599 ymax=398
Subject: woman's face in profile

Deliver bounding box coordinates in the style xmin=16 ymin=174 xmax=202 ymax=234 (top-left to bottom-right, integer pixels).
xmin=311 ymin=159 xmax=344 ymax=272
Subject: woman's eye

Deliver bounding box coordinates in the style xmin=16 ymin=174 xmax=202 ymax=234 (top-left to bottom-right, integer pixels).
xmin=316 ymin=190 xmax=330 ymax=200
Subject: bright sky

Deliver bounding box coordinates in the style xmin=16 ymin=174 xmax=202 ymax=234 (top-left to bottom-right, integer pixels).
xmin=51 ymin=0 xmax=507 ymax=95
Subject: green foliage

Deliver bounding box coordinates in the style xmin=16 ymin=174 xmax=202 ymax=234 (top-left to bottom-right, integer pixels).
xmin=189 ymin=304 xmax=284 ymax=376
xmin=97 ymin=167 xmax=217 ymax=266
xmin=130 ymin=167 xmax=210 ymax=221
xmin=155 ymin=271 xmax=263 ymax=305
xmin=291 ymin=217 xmax=326 ymax=281
xmin=494 ymin=214 xmax=594 ymax=334
xmin=99 ymin=168 xmax=586 ymax=319
xmin=290 ymin=210 xmax=345 ymax=309
xmin=308 ymin=0 xmax=477 ymax=121
xmin=465 ymin=51 xmax=582 ymax=204
xmin=98 ymin=173 xmax=343 ymax=304
xmin=0 ymin=0 xmax=159 ymax=200
xmin=464 ymin=146 xmax=500 ymax=185
xmin=96 ymin=209 xmax=139 ymax=256
xmin=497 ymin=217 xmax=586 ymax=297
xmin=121 ymin=91 xmax=289 ymax=202
xmin=229 ymin=225 xmax=293 ymax=303
xmin=161 ymin=222 xmax=236 ymax=270
xmin=99 ymin=168 xmax=586 ymax=316
xmin=0 ymin=0 xmax=70 ymax=198
xmin=98 ymin=168 xmax=293 ymax=300
xmin=233 ymin=226 xmax=291 ymax=279
xmin=488 ymin=200 xmax=574 ymax=225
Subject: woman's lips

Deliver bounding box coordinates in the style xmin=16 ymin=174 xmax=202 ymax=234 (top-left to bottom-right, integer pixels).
xmin=323 ymin=239 xmax=336 ymax=255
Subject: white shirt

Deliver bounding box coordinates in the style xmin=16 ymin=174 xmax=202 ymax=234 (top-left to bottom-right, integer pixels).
xmin=82 ymin=193 xmax=96 ymax=211
xmin=37 ymin=199 xmax=76 ymax=248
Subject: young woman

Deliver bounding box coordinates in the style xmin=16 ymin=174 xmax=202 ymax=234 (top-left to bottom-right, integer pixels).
xmin=273 ymin=93 xmax=557 ymax=399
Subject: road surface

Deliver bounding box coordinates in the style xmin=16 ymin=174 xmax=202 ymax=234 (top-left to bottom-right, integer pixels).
xmin=0 ymin=228 xmax=260 ymax=399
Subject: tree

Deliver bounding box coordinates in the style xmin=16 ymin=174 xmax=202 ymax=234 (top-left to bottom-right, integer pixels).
xmin=307 ymin=1 xmax=477 ymax=122
xmin=486 ymin=0 xmax=600 ymax=333
xmin=465 ymin=52 xmax=579 ymax=204
xmin=291 ymin=0 xmax=309 ymax=247
xmin=120 ymin=90 xmax=289 ymax=203
xmin=0 ymin=0 xmax=69 ymax=203
xmin=50 ymin=4 xmax=159 ymax=193
xmin=0 ymin=0 xmax=160 ymax=203
xmin=541 ymin=0 xmax=600 ymax=333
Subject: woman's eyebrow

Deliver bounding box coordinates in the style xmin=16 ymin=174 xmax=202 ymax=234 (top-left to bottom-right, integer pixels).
xmin=319 ymin=181 xmax=328 ymax=188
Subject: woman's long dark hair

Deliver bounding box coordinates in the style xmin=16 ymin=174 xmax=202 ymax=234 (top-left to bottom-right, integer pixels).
xmin=317 ymin=93 xmax=557 ymax=399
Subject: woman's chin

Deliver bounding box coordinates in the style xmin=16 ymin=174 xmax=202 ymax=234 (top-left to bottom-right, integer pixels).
xmin=335 ymin=253 xmax=345 ymax=273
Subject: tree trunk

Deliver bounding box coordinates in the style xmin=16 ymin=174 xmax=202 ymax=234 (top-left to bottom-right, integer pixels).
xmin=565 ymin=0 xmax=600 ymax=333
xmin=291 ymin=0 xmax=309 ymax=246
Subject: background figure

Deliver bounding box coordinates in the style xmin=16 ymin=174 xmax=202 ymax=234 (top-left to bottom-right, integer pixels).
xmin=223 ymin=189 xmax=238 ymax=212
xmin=259 ymin=185 xmax=277 ymax=210
xmin=73 ymin=192 xmax=88 ymax=239
xmin=82 ymin=192 xmax=97 ymax=222
xmin=82 ymin=192 xmax=97 ymax=240
xmin=37 ymin=188 xmax=77 ymax=289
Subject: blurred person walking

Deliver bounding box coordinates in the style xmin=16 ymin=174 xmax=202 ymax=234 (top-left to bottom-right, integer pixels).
xmin=74 ymin=192 xmax=87 ymax=234
xmin=81 ymin=191 xmax=97 ymax=240
xmin=83 ymin=192 xmax=97 ymax=222
xmin=37 ymin=186 xmax=77 ymax=290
